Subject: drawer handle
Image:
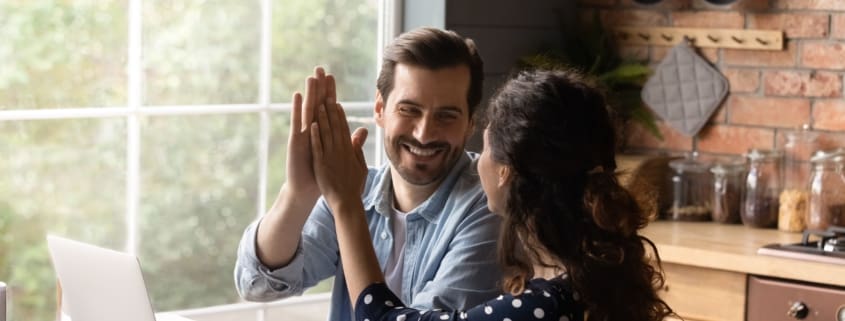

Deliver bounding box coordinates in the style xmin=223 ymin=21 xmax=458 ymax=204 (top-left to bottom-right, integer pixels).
xmin=787 ymin=301 xmax=809 ymax=320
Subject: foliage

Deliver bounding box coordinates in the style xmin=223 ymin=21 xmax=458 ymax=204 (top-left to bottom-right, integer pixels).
xmin=519 ymin=13 xmax=662 ymax=141
xmin=0 ymin=0 xmax=378 ymax=320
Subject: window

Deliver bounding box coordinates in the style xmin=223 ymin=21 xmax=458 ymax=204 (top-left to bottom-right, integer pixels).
xmin=0 ymin=0 xmax=382 ymax=320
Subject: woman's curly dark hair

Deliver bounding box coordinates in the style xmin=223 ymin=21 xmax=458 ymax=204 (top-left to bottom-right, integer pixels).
xmin=486 ymin=69 xmax=673 ymax=321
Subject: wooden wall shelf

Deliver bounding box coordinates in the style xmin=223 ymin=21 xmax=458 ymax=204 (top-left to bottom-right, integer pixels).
xmin=612 ymin=26 xmax=784 ymax=51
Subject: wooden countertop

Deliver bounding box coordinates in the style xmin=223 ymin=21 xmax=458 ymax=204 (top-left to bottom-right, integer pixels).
xmin=641 ymin=221 xmax=845 ymax=287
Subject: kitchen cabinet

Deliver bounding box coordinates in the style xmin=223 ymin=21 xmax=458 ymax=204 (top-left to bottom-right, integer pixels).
xmin=641 ymin=221 xmax=845 ymax=321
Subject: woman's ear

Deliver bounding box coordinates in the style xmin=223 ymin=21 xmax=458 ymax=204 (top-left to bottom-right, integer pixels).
xmin=498 ymin=165 xmax=513 ymax=188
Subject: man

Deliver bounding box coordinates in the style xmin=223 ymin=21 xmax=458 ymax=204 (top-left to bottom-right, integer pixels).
xmin=235 ymin=27 xmax=501 ymax=321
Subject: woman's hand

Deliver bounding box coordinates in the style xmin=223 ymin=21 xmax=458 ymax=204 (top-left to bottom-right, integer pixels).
xmin=309 ymin=101 xmax=369 ymax=212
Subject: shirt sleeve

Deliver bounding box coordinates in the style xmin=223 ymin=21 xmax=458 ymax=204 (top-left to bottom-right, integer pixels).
xmin=234 ymin=197 xmax=340 ymax=301
xmin=355 ymin=279 xmax=582 ymax=321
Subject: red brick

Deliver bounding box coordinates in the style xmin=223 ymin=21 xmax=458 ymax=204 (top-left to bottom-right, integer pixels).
xmin=651 ymin=46 xmax=719 ymax=65
xmin=723 ymin=42 xmax=796 ymax=67
xmin=711 ymin=102 xmax=728 ymax=124
xmin=620 ymin=0 xmax=689 ymax=9
xmin=672 ymin=11 xmax=745 ymax=28
xmin=813 ymin=100 xmax=845 ymax=131
xmin=579 ymin=0 xmax=617 ymax=6
xmin=747 ymin=13 xmax=829 ymax=39
xmin=601 ymin=9 xmax=668 ymax=27
xmin=801 ymin=42 xmax=845 ymax=70
xmin=728 ymin=96 xmax=811 ymax=127
xmin=764 ymin=71 xmax=842 ymax=97
xmin=697 ymin=125 xmax=775 ymax=155
xmin=723 ymin=68 xmax=760 ymax=93
xmin=693 ymin=0 xmax=769 ymax=11
xmin=618 ymin=45 xmax=650 ymax=61
xmin=772 ymin=0 xmax=845 ymax=11
xmin=833 ymin=15 xmax=845 ymax=39
xmin=816 ymin=131 xmax=845 ymax=150
xmin=625 ymin=120 xmax=694 ymax=151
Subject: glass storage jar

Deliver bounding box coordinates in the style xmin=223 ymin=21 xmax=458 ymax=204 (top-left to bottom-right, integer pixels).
xmin=710 ymin=158 xmax=745 ymax=224
xmin=667 ymin=157 xmax=712 ymax=221
xmin=807 ymin=149 xmax=845 ymax=230
xmin=742 ymin=149 xmax=783 ymax=228
xmin=778 ymin=127 xmax=818 ymax=232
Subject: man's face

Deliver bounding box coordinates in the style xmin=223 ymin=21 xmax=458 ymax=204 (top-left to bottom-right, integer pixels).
xmin=375 ymin=63 xmax=473 ymax=186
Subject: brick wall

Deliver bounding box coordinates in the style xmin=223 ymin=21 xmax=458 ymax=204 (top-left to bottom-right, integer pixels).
xmin=578 ymin=0 xmax=845 ymax=156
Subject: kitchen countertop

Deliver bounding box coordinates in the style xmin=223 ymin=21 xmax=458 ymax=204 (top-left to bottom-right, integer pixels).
xmin=641 ymin=221 xmax=845 ymax=287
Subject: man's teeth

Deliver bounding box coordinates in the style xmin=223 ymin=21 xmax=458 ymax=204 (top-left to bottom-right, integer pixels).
xmin=408 ymin=145 xmax=437 ymax=156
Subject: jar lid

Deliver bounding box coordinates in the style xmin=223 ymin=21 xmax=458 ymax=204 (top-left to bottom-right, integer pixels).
xmin=746 ymin=149 xmax=783 ymax=161
xmin=669 ymin=158 xmax=710 ymax=172
xmin=810 ymin=148 xmax=845 ymax=163
xmin=710 ymin=157 xmax=746 ymax=174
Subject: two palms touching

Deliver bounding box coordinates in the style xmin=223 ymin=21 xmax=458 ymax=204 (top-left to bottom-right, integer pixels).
xmin=285 ymin=67 xmax=369 ymax=210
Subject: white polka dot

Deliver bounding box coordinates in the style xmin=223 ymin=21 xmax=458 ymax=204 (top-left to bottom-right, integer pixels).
xmin=572 ymin=291 xmax=580 ymax=301
xmin=496 ymin=295 xmax=504 ymax=300
xmin=543 ymin=291 xmax=551 ymax=297
xmin=385 ymin=300 xmax=394 ymax=307
xmin=460 ymin=312 xmax=468 ymax=319
xmin=512 ymin=298 xmax=523 ymax=308
xmin=524 ymin=289 xmax=533 ymax=294
xmin=365 ymin=319 xmax=370 ymax=321
xmin=397 ymin=314 xmax=406 ymax=321
xmin=395 ymin=306 xmax=404 ymax=309
xmin=364 ymin=294 xmax=373 ymax=304
xmin=559 ymin=316 xmax=570 ymax=321
xmin=534 ymin=308 xmax=545 ymax=319
xmin=440 ymin=313 xmax=450 ymax=320
xmin=504 ymin=318 xmax=512 ymax=321
xmin=484 ymin=306 xmax=493 ymax=315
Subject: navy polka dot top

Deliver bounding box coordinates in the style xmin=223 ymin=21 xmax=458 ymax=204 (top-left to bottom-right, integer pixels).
xmin=354 ymin=275 xmax=583 ymax=321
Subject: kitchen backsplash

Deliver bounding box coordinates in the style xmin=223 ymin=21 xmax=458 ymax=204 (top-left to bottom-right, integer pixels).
xmin=577 ymin=0 xmax=845 ymax=156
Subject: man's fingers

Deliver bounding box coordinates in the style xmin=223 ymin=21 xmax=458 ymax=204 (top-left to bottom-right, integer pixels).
xmin=291 ymin=92 xmax=303 ymax=133
xmin=315 ymin=67 xmax=326 ymax=106
xmin=302 ymin=77 xmax=317 ymax=130
xmin=326 ymin=74 xmax=337 ymax=106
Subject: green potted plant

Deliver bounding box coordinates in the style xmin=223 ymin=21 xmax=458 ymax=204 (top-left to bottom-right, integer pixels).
xmin=519 ymin=13 xmax=663 ymax=143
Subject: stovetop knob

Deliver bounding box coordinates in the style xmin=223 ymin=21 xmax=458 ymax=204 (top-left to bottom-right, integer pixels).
xmin=788 ymin=301 xmax=809 ymax=320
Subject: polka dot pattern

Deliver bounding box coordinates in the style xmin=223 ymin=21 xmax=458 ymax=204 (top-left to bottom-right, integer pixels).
xmin=355 ymin=278 xmax=584 ymax=321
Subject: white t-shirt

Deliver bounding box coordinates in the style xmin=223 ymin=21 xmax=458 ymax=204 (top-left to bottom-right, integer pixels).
xmin=383 ymin=207 xmax=408 ymax=297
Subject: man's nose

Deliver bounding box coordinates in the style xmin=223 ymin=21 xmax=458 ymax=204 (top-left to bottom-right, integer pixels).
xmin=412 ymin=115 xmax=435 ymax=144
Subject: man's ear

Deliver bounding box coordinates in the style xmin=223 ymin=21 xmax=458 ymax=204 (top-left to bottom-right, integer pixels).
xmin=374 ymin=90 xmax=385 ymax=128
xmin=498 ymin=165 xmax=513 ymax=188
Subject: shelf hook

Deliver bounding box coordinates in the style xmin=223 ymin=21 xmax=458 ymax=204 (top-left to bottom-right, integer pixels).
xmin=706 ymin=34 xmax=720 ymax=43
xmin=637 ymin=32 xmax=651 ymax=40
xmin=755 ymin=37 xmax=770 ymax=45
xmin=731 ymin=36 xmax=745 ymax=44
xmin=660 ymin=33 xmax=674 ymax=42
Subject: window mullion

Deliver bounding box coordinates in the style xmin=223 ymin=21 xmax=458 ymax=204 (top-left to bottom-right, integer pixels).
xmin=126 ymin=0 xmax=143 ymax=255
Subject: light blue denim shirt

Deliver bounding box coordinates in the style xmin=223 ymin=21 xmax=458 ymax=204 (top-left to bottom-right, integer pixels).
xmin=235 ymin=152 xmax=502 ymax=321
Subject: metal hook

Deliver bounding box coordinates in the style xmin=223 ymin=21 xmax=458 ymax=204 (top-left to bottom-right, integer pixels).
xmin=731 ymin=36 xmax=745 ymax=44
xmin=755 ymin=37 xmax=769 ymax=45
xmin=706 ymin=34 xmax=720 ymax=43
xmin=637 ymin=33 xmax=651 ymax=40
xmin=660 ymin=33 xmax=674 ymax=42
xmin=683 ymin=35 xmax=697 ymax=44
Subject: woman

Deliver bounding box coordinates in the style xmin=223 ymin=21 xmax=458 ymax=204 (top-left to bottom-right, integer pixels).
xmin=309 ymin=69 xmax=674 ymax=321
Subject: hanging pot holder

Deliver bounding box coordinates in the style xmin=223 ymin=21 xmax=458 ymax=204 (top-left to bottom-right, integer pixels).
xmin=641 ymin=41 xmax=728 ymax=137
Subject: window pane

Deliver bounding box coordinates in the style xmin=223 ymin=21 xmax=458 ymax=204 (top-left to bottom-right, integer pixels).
xmin=0 ymin=119 xmax=126 ymax=321
xmin=271 ymin=0 xmax=378 ymax=103
xmin=0 ymin=1 xmax=128 ymax=109
xmin=138 ymin=114 xmax=259 ymax=310
xmin=143 ymin=1 xmax=260 ymax=105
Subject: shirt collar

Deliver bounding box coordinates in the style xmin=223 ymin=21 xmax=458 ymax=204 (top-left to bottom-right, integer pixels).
xmin=363 ymin=152 xmax=473 ymax=223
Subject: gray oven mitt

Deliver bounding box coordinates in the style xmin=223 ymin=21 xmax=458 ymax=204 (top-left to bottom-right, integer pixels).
xmin=641 ymin=42 xmax=728 ymax=137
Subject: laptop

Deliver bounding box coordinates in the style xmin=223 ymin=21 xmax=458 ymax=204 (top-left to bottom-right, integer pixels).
xmin=46 ymin=235 xmax=194 ymax=321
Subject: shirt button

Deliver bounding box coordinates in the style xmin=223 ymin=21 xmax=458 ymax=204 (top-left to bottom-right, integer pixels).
xmin=380 ymin=232 xmax=388 ymax=240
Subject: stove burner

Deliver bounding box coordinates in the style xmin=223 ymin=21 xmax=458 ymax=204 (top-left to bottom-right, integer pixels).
xmin=758 ymin=225 xmax=845 ymax=265
xmin=824 ymin=237 xmax=845 ymax=252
